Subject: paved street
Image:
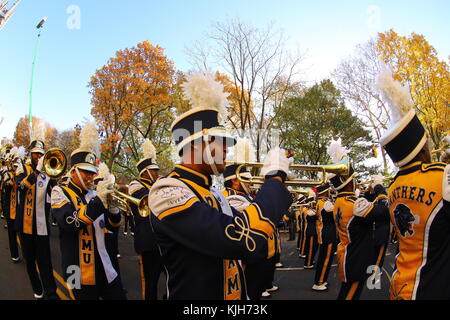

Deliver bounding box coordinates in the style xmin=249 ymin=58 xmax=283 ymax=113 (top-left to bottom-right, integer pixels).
xmin=0 ymin=220 xmax=395 ymax=300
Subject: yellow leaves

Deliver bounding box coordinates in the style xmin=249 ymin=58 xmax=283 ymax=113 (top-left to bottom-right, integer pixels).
xmin=376 ymin=29 xmax=450 ymax=148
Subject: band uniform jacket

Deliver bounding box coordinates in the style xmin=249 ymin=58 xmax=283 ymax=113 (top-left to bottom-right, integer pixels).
xmin=222 ymin=188 xmax=277 ymax=260
xmin=128 ymin=178 xmax=158 ymax=254
xmin=50 ymin=182 xmax=121 ymax=286
xmin=316 ymin=198 xmax=337 ymax=245
xmin=388 ymin=161 xmax=450 ymax=300
xmin=365 ymin=189 xmax=390 ymax=248
xmin=305 ymin=208 xmax=318 ymax=238
xmin=148 ymin=165 xmax=292 ymax=300
xmin=334 ymin=191 xmax=390 ymax=283
xmin=1 ymin=170 xmax=17 ymax=220
xmin=15 ymin=162 xmax=55 ymax=236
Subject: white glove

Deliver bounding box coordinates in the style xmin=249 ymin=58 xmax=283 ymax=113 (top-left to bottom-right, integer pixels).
xmin=324 ymin=200 xmax=334 ymax=212
xmin=261 ymin=147 xmax=290 ymax=178
xmin=36 ymin=157 xmax=44 ymax=173
xmin=96 ymin=174 xmax=117 ymax=212
xmin=353 ymin=197 xmax=372 ymax=217
xmin=371 ymin=174 xmax=384 ymax=188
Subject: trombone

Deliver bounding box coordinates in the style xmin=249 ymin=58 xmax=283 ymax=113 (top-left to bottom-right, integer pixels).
xmin=230 ymin=157 xmax=350 ymax=187
xmin=42 ymin=148 xmax=67 ymax=179
xmin=109 ymin=189 xmax=150 ymax=218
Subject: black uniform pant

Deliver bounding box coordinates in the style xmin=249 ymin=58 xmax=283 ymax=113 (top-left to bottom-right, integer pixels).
xmin=337 ymin=281 xmax=364 ymax=300
xmin=314 ymin=241 xmax=337 ymax=285
xmin=72 ymin=276 xmax=127 ymax=300
xmin=297 ymin=229 xmax=303 ymax=251
xmin=304 ymin=235 xmax=318 ymax=267
xmin=20 ymin=233 xmax=58 ymax=300
xmin=6 ymin=218 xmax=19 ymax=259
xmin=262 ymin=255 xmax=278 ymax=291
xmin=139 ymin=250 xmax=164 ymax=300
xmin=244 ymin=259 xmax=274 ymax=300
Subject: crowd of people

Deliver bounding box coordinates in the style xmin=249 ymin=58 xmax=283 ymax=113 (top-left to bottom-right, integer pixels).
xmin=0 ymin=71 xmax=448 ymax=300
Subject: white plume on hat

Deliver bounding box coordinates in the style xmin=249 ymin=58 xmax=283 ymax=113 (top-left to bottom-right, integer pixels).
xmin=9 ymin=147 xmax=18 ymax=160
xmin=31 ymin=118 xmax=46 ymax=142
xmin=142 ymin=139 xmax=157 ymax=160
xmin=16 ymin=146 xmax=26 ymax=160
xmin=327 ymin=138 xmax=349 ymax=163
xmin=375 ymin=67 xmax=414 ymax=124
xmin=78 ymin=122 xmax=99 ymax=154
xmin=233 ymin=138 xmax=255 ymax=163
xmin=307 ymin=188 xmax=316 ymax=198
xmin=97 ymin=163 xmax=110 ymax=180
xmin=181 ymin=73 xmax=229 ymax=119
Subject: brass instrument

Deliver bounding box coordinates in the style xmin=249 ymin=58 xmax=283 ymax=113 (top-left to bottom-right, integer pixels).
xmin=230 ymin=157 xmax=350 ymax=187
xmin=109 ymin=189 xmax=150 ymax=218
xmin=43 ymin=148 xmax=67 ymax=179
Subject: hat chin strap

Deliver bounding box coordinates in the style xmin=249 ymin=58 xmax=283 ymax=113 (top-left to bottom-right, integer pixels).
xmin=239 ymin=181 xmax=251 ymax=197
xmin=144 ymin=169 xmax=155 ymax=184
xmin=204 ymin=136 xmax=220 ymax=177
xmin=74 ymin=167 xmax=90 ymax=191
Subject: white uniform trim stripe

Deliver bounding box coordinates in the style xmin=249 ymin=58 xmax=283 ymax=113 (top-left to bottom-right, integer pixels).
xmin=411 ymin=200 xmax=443 ymax=299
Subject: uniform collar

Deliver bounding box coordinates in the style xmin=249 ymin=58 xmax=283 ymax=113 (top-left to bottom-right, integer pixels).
xmin=399 ymin=161 xmax=422 ymax=171
xmin=174 ymin=165 xmax=212 ymax=188
xmin=336 ymin=191 xmax=354 ymax=198
xmin=138 ymin=178 xmax=154 ymax=188
xmin=68 ymin=181 xmax=87 ymax=197
xmin=226 ymin=187 xmax=246 ymax=196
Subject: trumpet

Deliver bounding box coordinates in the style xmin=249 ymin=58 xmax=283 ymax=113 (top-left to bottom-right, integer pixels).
xmin=43 ymin=148 xmax=67 ymax=179
xmin=109 ymin=189 xmax=150 ymax=218
xmin=229 ymin=157 xmax=350 ymax=187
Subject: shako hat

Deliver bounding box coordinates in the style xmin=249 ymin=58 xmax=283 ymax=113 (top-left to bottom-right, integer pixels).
xmin=28 ymin=119 xmax=46 ymax=154
xmin=136 ymin=139 xmax=160 ymax=175
xmin=171 ymin=73 xmax=236 ymax=155
xmin=70 ymin=122 xmax=99 ymax=174
xmin=376 ymin=69 xmax=427 ymax=167
xmin=327 ymin=138 xmax=356 ymax=191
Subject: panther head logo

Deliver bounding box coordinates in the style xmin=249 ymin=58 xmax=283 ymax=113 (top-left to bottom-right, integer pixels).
xmin=394 ymin=204 xmax=418 ymax=237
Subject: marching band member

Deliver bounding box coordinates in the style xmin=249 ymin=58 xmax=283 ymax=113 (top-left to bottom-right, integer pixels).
xmin=148 ymin=73 xmax=292 ymax=300
xmin=50 ymin=122 xmax=126 ymax=300
xmin=14 ymin=122 xmax=59 ymax=300
xmin=222 ymin=138 xmax=279 ymax=299
xmin=313 ymin=181 xmax=337 ymax=291
xmin=376 ymin=70 xmax=450 ymax=300
xmin=294 ymin=194 xmax=306 ymax=252
xmin=128 ymin=139 xmax=164 ymax=300
xmin=303 ymin=190 xmax=319 ymax=269
xmin=364 ymin=175 xmax=390 ymax=276
xmin=2 ymin=147 xmax=20 ymax=262
xmin=328 ymin=139 xmax=390 ymax=300
xmin=94 ymin=163 xmax=122 ymax=283
xmin=297 ymin=196 xmax=308 ymax=258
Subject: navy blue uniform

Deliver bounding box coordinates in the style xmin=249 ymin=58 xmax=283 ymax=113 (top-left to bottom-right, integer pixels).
xmin=149 ymin=165 xmax=292 ymax=300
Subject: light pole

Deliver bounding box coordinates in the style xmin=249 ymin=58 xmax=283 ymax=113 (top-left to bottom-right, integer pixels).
xmin=28 ymin=17 xmax=47 ymax=133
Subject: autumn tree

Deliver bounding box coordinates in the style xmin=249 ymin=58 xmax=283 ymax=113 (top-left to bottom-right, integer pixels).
xmin=376 ymin=29 xmax=450 ymax=149
xmin=12 ymin=115 xmax=58 ymax=149
xmin=56 ymin=124 xmax=81 ymax=158
xmin=88 ymin=41 xmax=178 ymax=177
xmin=274 ymin=80 xmax=376 ymax=178
xmin=332 ymin=39 xmax=391 ymax=173
xmin=187 ymin=18 xmax=304 ymax=161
